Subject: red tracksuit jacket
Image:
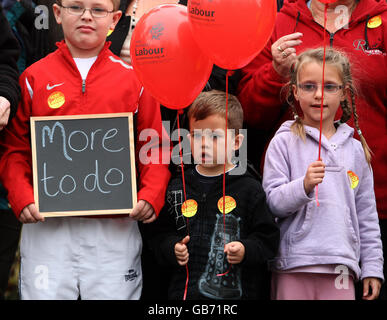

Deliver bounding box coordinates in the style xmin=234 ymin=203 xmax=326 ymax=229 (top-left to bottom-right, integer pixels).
xmin=238 ymin=0 xmax=387 ymax=219
xmin=0 ymin=41 xmax=171 ymax=217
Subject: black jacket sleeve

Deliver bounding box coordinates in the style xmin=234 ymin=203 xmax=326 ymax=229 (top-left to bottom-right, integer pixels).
xmin=239 ymin=185 xmax=280 ymax=267
xmin=0 ymin=6 xmax=21 ymax=120
xmin=145 ymin=187 xmax=183 ymax=267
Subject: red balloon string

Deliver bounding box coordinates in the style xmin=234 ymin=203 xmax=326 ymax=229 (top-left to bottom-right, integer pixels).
xmin=177 ymin=109 xmax=189 ymax=300
xmin=183 ymin=263 xmax=189 ymax=300
xmin=222 ymin=72 xmax=229 ymax=246
xmin=316 ymin=4 xmax=328 ymax=207
xmin=217 ymin=266 xmax=231 ymax=277
xmin=217 ymin=70 xmax=232 ymax=277
xmin=177 ymin=110 xmax=188 ymax=219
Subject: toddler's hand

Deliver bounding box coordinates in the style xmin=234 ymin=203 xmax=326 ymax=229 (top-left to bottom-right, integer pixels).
xmin=174 ymin=235 xmax=190 ymax=266
xmin=130 ymin=200 xmax=156 ymax=223
xmin=363 ymin=277 xmax=381 ymax=300
xmin=224 ymin=241 xmax=245 ymax=265
xmin=303 ymin=160 xmax=325 ymax=194
xmin=20 ymin=203 xmax=45 ymax=223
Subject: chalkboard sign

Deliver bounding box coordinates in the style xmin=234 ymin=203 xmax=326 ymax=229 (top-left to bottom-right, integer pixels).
xmin=30 ymin=113 xmax=137 ymax=217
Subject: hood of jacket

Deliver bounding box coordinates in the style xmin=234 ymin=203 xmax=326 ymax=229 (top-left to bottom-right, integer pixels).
xmin=275 ymin=120 xmax=355 ymax=157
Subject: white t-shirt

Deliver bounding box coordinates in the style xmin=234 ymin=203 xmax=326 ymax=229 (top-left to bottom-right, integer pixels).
xmin=73 ymin=56 xmax=98 ymax=80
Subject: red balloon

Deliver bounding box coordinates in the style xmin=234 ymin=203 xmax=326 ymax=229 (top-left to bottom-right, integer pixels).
xmin=130 ymin=4 xmax=213 ymax=110
xmin=187 ymin=0 xmax=277 ymax=70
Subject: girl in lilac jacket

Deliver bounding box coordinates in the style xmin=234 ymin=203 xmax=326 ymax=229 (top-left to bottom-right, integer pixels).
xmin=263 ymin=48 xmax=383 ymax=300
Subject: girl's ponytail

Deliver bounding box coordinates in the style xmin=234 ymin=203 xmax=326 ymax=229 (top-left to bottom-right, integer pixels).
xmin=350 ymin=92 xmax=372 ymax=165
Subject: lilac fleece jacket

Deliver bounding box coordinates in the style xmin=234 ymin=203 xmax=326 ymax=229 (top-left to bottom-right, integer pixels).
xmin=262 ymin=121 xmax=384 ymax=281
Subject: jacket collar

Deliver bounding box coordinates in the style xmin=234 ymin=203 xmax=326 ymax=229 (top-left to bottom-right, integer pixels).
xmin=278 ymin=120 xmax=354 ymax=152
xmin=55 ymin=40 xmax=112 ymax=70
xmin=303 ymin=122 xmax=354 ymax=150
xmin=182 ymin=163 xmax=253 ymax=195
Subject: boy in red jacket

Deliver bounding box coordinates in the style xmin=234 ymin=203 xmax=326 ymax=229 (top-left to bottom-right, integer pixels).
xmin=0 ymin=0 xmax=170 ymax=299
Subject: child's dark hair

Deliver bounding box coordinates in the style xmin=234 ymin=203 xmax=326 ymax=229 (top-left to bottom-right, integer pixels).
xmin=285 ymin=47 xmax=372 ymax=164
xmin=187 ymin=90 xmax=244 ymax=134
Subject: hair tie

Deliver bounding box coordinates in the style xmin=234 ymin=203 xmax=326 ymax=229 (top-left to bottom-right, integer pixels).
xmin=357 ymin=129 xmax=362 ymax=136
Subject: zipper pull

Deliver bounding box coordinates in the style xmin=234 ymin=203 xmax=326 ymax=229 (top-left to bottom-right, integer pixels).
xmin=82 ymin=79 xmax=86 ymax=93
xmin=329 ymin=33 xmax=334 ymax=47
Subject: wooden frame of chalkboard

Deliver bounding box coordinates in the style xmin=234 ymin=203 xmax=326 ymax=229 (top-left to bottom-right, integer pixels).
xmin=30 ymin=113 xmax=137 ymax=217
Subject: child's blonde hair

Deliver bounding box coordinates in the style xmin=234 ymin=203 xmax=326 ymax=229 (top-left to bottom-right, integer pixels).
xmin=285 ymin=47 xmax=372 ymax=164
xmin=56 ymin=0 xmax=121 ymax=11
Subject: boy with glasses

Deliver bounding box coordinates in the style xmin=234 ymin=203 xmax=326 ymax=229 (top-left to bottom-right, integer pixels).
xmin=0 ymin=0 xmax=171 ymax=299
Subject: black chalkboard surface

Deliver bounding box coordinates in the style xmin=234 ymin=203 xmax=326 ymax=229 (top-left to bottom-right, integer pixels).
xmin=30 ymin=113 xmax=137 ymax=217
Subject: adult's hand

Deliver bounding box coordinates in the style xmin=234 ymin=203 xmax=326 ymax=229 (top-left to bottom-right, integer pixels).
xmin=0 ymin=96 xmax=11 ymax=131
xmin=271 ymin=32 xmax=303 ymax=78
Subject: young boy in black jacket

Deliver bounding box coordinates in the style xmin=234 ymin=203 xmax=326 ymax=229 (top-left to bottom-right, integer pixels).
xmin=148 ymin=90 xmax=279 ymax=300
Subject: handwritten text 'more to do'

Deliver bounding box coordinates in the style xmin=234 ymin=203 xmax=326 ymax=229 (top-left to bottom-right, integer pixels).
xmin=40 ymin=121 xmax=126 ymax=197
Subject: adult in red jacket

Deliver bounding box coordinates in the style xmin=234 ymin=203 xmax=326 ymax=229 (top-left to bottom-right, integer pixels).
xmin=237 ymin=0 xmax=387 ymax=299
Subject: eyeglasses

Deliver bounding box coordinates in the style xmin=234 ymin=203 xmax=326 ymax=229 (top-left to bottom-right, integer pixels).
xmin=297 ymin=83 xmax=344 ymax=94
xmin=59 ymin=4 xmax=114 ymax=18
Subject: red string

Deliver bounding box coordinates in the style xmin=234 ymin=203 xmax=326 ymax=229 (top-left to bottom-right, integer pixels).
xmin=177 ymin=109 xmax=189 ymax=300
xmin=217 ymin=268 xmax=231 ymax=277
xmin=177 ymin=110 xmax=188 ymax=217
xmin=217 ymin=71 xmax=232 ymax=277
xmin=222 ymin=72 xmax=229 ymax=246
xmin=183 ymin=264 xmax=189 ymax=300
xmin=316 ymin=3 xmax=328 ymax=207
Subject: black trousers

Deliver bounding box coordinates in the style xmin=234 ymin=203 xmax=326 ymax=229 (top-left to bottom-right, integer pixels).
xmin=138 ymin=223 xmax=170 ymax=300
xmin=378 ymin=219 xmax=387 ymax=300
xmin=355 ymin=218 xmax=387 ymax=300
xmin=0 ymin=209 xmax=21 ymax=300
